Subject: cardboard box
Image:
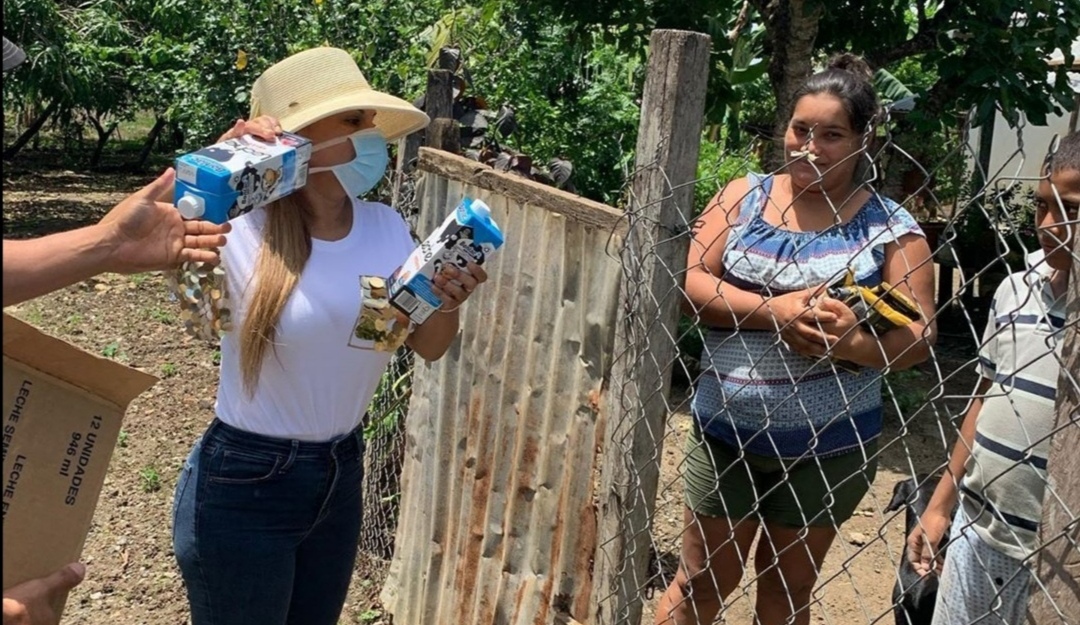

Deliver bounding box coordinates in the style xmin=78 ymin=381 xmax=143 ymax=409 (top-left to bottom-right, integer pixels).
xmin=2 ymin=313 xmax=155 ymax=614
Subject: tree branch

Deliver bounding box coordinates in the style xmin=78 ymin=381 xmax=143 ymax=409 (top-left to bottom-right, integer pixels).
xmin=868 ymin=1 xmax=962 ymax=68
xmin=730 ymin=0 xmax=752 ymax=45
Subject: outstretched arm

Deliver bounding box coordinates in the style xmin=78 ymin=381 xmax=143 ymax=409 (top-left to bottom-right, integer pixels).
xmin=3 ymin=169 xmax=229 ymax=308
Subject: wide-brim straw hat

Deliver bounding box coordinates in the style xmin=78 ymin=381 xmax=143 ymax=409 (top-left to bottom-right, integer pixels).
xmin=250 ymin=47 xmax=429 ymax=141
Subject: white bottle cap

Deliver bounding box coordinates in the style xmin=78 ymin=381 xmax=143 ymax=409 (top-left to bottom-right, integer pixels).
xmin=176 ymin=194 xmax=205 ymax=220
xmin=470 ymin=199 xmax=491 ymax=218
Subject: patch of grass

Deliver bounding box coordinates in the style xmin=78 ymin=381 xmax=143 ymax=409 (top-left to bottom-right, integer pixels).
xmin=101 ymin=342 xmax=122 ymax=359
xmin=116 ymin=110 xmax=159 ymax=141
xmin=212 ymin=349 xmax=222 ymax=366
xmin=356 ymin=608 xmax=382 ymax=624
xmin=24 ymin=307 xmax=44 ymax=326
xmin=147 ymin=307 xmax=176 ymax=325
xmin=117 ymin=430 xmax=129 ymax=448
xmin=139 ymin=466 xmax=161 ymax=493
xmin=160 ymin=363 xmax=178 ymax=378
xmin=130 ymin=273 xmax=150 ymax=286
xmin=884 ymin=369 xmax=928 ymax=416
xmin=66 ymin=313 xmax=84 ymax=329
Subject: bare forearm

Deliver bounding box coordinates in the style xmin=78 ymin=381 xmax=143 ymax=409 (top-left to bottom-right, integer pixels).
xmin=841 ymin=321 xmax=937 ymax=370
xmin=684 ymin=271 xmax=776 ymax=330
xmin=927 ymin=379 xmax=990 ymax=515
xmin=407 ymin=309 xmax=460 ymax=361
xmin=2 ymin=226 xmax=118 ymax=307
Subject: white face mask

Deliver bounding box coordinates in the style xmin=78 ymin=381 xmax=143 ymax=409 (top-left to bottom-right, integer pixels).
xmin=308 ymin=128 xmax=389 ymax=198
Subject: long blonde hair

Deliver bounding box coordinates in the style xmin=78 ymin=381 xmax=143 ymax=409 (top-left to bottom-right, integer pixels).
xmin=239 ymin=194 xmax=312 ymax=395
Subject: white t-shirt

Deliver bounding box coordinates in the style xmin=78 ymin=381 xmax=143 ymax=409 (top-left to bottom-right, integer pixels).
xmin=215 ymin=199 xmax=415 ymax=441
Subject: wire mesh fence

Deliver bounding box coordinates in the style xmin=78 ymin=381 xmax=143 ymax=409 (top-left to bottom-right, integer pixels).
xmin=359 ymin=86 xmax=1077 ymax=624
xmin=599 ymin=114 xmax=1078 ymax=625
xmin=358 ymin=167 xmax=422 ymax=560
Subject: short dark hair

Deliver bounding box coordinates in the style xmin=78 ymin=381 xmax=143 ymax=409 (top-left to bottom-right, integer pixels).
xmin=792 ymin=53 xmax=880 ymax=135
xmin=1048 ymin=131 xmax=1080 ymax=175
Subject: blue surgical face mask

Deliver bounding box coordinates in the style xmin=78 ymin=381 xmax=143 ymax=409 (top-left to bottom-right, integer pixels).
xmin=309 ymin=128 xmax=389 ymax=198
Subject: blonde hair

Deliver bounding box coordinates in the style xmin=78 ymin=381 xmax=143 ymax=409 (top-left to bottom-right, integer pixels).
xmin=239 ymin=194 xmax=312 ymax=395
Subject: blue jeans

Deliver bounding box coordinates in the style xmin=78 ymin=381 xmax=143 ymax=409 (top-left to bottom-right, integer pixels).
xmin=173 ymin=419 xmax=365 ymax=625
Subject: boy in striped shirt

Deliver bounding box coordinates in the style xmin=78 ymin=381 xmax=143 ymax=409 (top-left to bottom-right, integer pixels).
xmin=907 ymin=130 xmax=1080 ymax=625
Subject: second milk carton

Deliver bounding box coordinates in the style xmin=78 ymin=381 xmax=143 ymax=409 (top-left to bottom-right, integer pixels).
xmin=390 ymin=197 xmax=504 ymax=324
xmin=174 ymin=132 xmax=312 ymax=224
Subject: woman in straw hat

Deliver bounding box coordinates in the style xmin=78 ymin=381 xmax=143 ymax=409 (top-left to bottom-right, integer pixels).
xmin=171 ymin=47 xmax=487 ymax=625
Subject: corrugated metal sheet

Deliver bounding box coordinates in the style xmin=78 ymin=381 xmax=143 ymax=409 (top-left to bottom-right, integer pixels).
xmin=382 ymin=150 xmax=624 ymax=625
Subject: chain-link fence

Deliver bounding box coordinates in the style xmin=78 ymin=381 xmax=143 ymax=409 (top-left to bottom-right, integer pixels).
xmin=359 ymin=35 xmax=1077 ymax=625
xmin=598 ymin=112 xmax=1078 ymax=625
xmin=358 ymin=167 xmax=422 ymax=560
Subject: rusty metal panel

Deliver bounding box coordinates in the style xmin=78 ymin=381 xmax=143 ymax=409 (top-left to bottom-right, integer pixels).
xmin=382 ymin=151 xmax=623 ymax=625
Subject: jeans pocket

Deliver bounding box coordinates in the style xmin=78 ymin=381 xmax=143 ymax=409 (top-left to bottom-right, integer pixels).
xmin=207 ymin=448 xmax=285 ymax=485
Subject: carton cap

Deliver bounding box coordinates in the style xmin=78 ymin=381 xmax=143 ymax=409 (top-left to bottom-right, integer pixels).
xmin=176 ymin=195 xmax=205 ymax=220
xmin=471 ymin=199 xmax=491 ymax=218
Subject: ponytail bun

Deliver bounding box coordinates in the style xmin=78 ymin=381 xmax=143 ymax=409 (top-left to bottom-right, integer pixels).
xmin=827 ymin=53 xmax=874 ymax=83
xmin=792 ymin=52 xmax=880 ymax=134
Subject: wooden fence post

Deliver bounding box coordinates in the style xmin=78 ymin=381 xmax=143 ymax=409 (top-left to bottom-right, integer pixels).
xmin=391 ymin=67 xmax=455 ymax=209
xmin=590 ymin=29 xmax=711 ymax=625
xmin=424 ymin=69 xmax=458 ymax=152
xmin=1027 ymin=234 xmax=1080 ymax=623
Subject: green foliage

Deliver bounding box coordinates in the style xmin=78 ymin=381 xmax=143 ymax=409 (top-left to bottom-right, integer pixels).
xmin=694 ymin=129 xmax=761 ymax=213
xmin=139 ymin=465 xmax=161 ymax=493
xmin=883 ymin=368 xmax=925 ymax=416
xmin=3 ymin=0 xmax=648 ymax=200
xmin=364 ymin=363 xmax=412 ymax=443
xmin=419 ymin=7 xmax=646 ymax=200
xmin=822 ymin=1 xmax=1080 ymax=130
xmin=874 ymin=68 xmax=914 ymax=105
xmin=4 ymin=0 xmax=1075 ymax=203
xmin=951 ymin=181 xmax=1040 ymax=271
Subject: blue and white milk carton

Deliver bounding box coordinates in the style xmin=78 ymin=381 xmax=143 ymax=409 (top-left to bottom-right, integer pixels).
xmin=389 ymin=197 xmax=504 ymax=325
xmin=173 ymin=132 xmax=312 ymax=224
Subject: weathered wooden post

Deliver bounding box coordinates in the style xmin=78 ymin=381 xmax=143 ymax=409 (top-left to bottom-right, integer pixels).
xmin=424 ymin=69 xmax=458 ymax=153
xmin=590 ymin=29 xmax=711 ymax=625
xmin=1027 ymin=233 xmax=1080 ymax=623
xmin=391 ymin=65 xmax=456 ymax=209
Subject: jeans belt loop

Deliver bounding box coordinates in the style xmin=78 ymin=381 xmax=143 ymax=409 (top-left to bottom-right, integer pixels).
xmin=278 ymin=439 xmax=300 ymax=474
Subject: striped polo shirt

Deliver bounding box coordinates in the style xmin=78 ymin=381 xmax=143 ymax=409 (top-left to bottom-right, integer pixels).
xmin=961 ymin=250 xmax=1067 ymax=561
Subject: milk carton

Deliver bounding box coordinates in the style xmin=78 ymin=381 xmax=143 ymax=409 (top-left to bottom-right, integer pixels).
xmin=173 ymin=132 xmax=312 ymax=224
xmin=389 ymin=197 xmax=504 ymax=324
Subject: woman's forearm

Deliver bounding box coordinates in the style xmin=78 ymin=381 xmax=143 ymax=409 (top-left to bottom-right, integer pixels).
xmin=684 ymin=270 xmax=776 ymax=330
xmin=407 ymin=309 xmax=460 ymax=361
xmin=841 ymin=320 xmax=937 ymax=370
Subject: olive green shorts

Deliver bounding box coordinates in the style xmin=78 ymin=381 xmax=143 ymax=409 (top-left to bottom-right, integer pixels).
xmin=684 ymin=424 xmax=878 ymax=528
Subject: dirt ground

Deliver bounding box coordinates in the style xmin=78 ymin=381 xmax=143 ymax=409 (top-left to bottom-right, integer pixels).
xmin=3 ymin=165 xmax=979 ymax=625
